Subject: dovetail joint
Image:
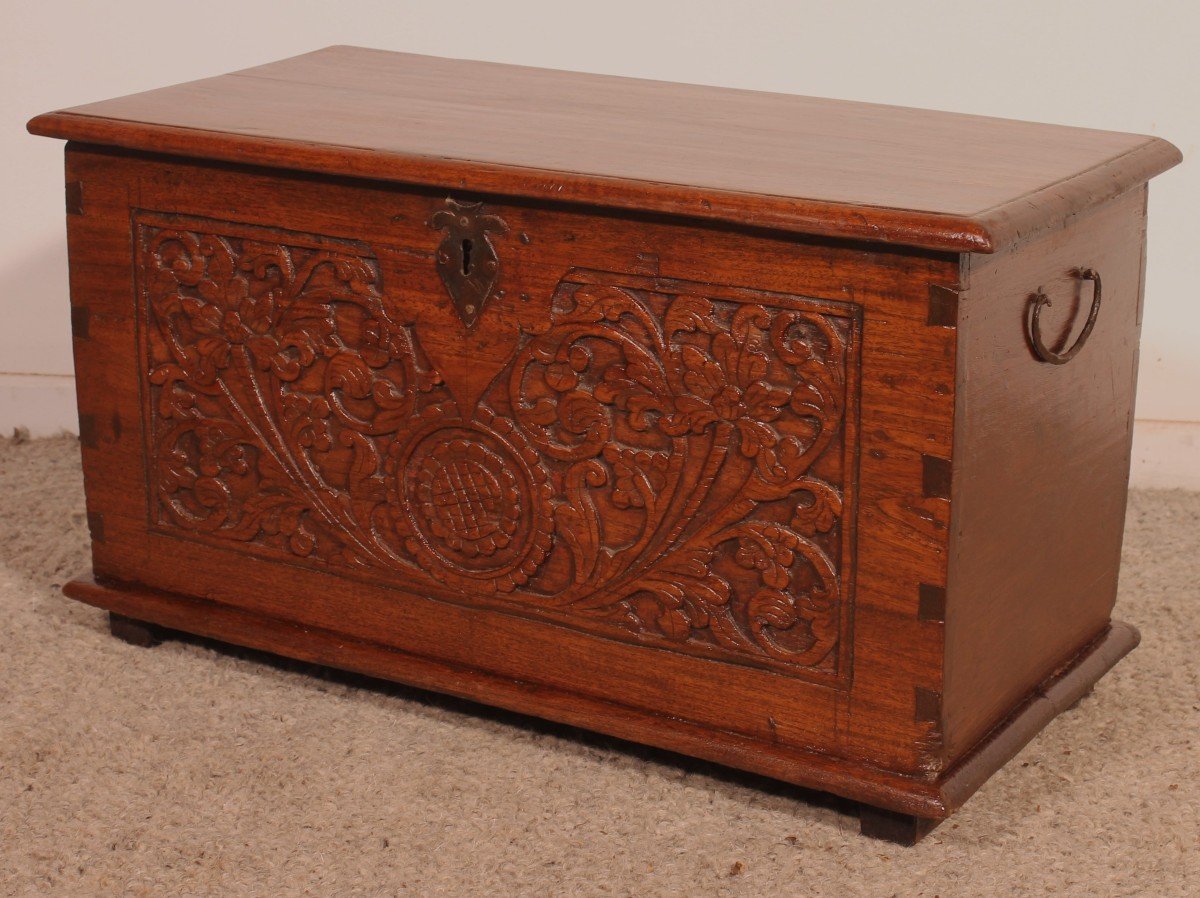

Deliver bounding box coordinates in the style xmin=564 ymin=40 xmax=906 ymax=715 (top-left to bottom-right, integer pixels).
xmin=921 ymin=455 xmax=952 ymax=501
xmin=78 ymin=413 xmax=98 ymax=448
xmin=917 ymin=583 xmax=947 ymax=623
xmin=71 ymin=306 xmax=90 ymax=340
xmin=914 ymin=686 xmax=942 ymax=723
xmin=927 ymin=284 xmax=959 ymax=328
xmin=66 ymin=181 xmax=83 ymax=216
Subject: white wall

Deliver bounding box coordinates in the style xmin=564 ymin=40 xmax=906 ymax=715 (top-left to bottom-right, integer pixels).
xmin=3 ymin=1 xmax=1197 ymax=486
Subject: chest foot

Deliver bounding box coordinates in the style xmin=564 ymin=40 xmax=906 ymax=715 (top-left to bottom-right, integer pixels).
xmin=858 ymin=805 xmax=940 ymax=845
xmin=108 ymin=612 xmax=168 ymax=648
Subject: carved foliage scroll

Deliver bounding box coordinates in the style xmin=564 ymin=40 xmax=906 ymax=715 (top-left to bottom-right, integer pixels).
xmin=138 ymin=212 xmax=859 ymax=682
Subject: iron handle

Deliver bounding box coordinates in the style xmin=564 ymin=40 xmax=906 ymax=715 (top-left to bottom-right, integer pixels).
xmin=1026 ymin=268 xmax=1102 ymax=365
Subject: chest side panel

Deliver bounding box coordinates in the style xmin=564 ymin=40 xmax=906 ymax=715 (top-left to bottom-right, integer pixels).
xmin=944 ymin=188 xmax=1148 ymax=760
xmin=66 ymin=146 xmax=955 ymax=775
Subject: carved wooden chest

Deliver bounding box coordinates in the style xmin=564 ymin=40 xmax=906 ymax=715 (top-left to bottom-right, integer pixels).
xmin=29 ymin=47 xmax=1180 ymax=843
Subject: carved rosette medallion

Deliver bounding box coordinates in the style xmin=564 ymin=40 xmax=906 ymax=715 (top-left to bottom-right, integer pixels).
xmin=138 ymin=210 xmax=860 ymax=683
xmin=387 ymin=409 xmax=554 ymax=593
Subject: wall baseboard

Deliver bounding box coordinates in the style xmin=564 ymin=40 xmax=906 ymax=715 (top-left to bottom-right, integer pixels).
xmin=0 ymin=374 xmax=77 ymax=438
xmin=2 ymin=374 xmax=1197 ymax=489
xmin=1129 ymin=419 xmax=1200 ymax=490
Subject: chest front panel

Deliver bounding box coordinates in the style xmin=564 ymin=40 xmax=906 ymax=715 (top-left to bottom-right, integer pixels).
xmin=69 ymin=147 xmax=956 ymax=773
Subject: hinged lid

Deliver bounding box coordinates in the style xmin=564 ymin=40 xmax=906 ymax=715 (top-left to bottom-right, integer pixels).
xmin=28 ymin=46 xmax=1180 ymax=253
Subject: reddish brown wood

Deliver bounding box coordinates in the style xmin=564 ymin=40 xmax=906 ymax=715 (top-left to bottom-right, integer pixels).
xmin=61 ymin=144 xmax=957 ymax=780
xmin=27 ymin=47 xmax=1180 ymax=254
xmin=29 ymin=49 xmax=1179 ymax=839
xmin=63 ymin=575 xmax=1138 ymax=822
xmin=936 ymin=622 xmax=1139 ymax=813
xmin=942 ymin=189 xmax=1149 ymax=759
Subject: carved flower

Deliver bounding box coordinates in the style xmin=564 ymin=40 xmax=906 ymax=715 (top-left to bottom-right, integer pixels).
xmin=179 ymin=249 xmax=282 ymax=349
xmin=733 ymin=523 xmax=795 ymax=590
xmin=601 ymin=446 xmax=669 ymax=509
xmin=280 ymin=394 xmax=333 ymax=452
xmin=360 ymin=319 xmax=421 ymax=369
xmin=669 ymin=340 xmax=791 ymax=458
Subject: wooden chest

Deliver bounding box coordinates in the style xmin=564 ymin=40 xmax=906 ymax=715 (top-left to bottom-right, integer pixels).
xmin=29 ymin=47 xmax=1180 ymax=843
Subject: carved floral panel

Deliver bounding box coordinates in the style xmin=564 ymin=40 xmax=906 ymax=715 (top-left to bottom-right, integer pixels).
xmin=137 ymin=211 xmax=860 ymax=682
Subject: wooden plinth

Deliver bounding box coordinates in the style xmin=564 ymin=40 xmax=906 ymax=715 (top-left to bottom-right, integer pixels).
xmin=71 ymin=574 xmax=1138 ymax=843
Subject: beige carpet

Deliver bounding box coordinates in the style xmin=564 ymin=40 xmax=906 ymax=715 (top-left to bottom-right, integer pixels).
xmin=1 ymin=435 xmax=1196 ymax=897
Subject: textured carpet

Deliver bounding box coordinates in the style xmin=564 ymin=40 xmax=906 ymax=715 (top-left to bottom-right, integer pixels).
xmin=0 ymin=435 xmax=1196 ymax=897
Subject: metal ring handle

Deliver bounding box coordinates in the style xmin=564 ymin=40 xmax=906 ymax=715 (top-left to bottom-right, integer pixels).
xmin=1027 ymin=268 xmax=1102 ymax=365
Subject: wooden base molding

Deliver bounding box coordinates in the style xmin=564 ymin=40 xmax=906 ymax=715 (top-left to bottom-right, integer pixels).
xmin=70 ymin=575 xmax=1137 ymax=841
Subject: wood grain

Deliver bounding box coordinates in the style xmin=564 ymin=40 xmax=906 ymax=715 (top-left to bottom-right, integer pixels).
xmin=30 ymin=49 xmax=1178 ymax=841
xmin=63 ymin=145 xmax=955 ymax=779
xmin=135 ymin=209 xmax=859 ymax=680
xmin=28 ymin=46 xmax=1180 ymax=253
xmin=63 ymin=575 xmax=1139 ymax=824
xmin=943 ymin=188 xmax=1149 ymax=757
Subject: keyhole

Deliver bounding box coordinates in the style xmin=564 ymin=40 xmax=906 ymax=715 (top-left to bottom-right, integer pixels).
xmin=461 ymin=238 xmax=473 ymax=276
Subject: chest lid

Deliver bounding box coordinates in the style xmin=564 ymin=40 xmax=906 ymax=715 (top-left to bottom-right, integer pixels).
xmin=28 ymin=45 xmax=1179 ymax=254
